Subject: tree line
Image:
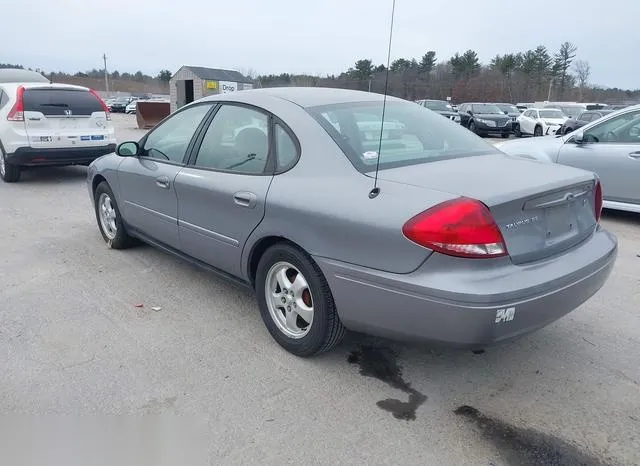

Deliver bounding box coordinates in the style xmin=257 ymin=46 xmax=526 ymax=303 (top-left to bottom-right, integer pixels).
xmin=4 ymin=42 xmax=639 ymax=104
xmin=255 ymin=42 xmax=639 ymax=104
xmin=0 ymin=63 xmax=173 ymax=87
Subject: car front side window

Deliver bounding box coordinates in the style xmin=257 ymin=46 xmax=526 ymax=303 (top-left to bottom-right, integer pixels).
xmin=583 ymin=110 xmax=640 ymax=144
xmin=193 ymin=104 xmax=270 ymax=174
xmin=142 ymin=103 xmax=212 ymax=163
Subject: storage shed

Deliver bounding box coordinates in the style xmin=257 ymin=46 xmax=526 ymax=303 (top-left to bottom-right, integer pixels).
xmin=169 ymin=66 xmax=254 ymax=112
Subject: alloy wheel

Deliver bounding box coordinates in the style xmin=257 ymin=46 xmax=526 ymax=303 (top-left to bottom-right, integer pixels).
xmin=264 ymin=261 xmax=314 ymax=339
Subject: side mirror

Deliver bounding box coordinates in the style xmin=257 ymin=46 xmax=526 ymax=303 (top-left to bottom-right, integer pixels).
xmin=572 ymin=131 xmax=585 ymax=144
xmin=116 ymin=141 xmax=139 ymax=157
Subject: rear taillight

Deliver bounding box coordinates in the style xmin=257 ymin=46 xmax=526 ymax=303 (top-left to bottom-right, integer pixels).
xmin=594 ymin=180 xmax=603 ymax=222
xmin=7 ymin=86 xmax=25 ymax=121
xmin=402 ymin=198 xmax=507 ymax=259
xmin=90 ymin=88 xmax=111 ymax=120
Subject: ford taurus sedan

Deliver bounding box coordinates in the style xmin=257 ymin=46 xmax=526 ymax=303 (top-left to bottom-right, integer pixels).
xmin=87 ymin=87 xmax=618 ymax=357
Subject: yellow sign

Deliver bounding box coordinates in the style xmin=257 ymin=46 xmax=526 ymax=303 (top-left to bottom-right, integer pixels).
xmin=206 ymin=80 xmax=218 ymax=89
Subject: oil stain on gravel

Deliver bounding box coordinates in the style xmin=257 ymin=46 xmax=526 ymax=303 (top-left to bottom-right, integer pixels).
xmin=348 ymin=345 xmax=427 ymax=421
xmin=454 ymin=405 xmax=611 ymax=466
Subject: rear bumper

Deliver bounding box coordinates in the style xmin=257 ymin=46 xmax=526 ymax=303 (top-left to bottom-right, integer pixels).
xmin=315 ymin=228 xmax=617 ymax=347
xmin=6 ymin=145 xmax=116 ymax=167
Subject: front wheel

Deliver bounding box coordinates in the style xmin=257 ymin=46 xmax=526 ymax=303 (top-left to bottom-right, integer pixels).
xmin=255 ymin=243 xmax=345 ymax=357
xmin=514 ymin=124 xmax=522 ymax=138
xmin=94 ymin=181 xmax=134 ymax=249
xmin=0 ymin=148 xmax=21 ymax=182
xmin=534 ymin=125 xmax=543 ymax=137
xmin=469 ymin=121 xmax=477 ymax=134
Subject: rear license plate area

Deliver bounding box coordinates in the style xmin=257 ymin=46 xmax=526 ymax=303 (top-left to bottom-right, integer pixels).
xmin=544 ymin=204 xmax=575 ymax=244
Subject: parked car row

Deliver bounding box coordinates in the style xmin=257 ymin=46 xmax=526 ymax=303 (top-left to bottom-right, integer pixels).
xmin=416 ymin=97 xmax=636 ymax=140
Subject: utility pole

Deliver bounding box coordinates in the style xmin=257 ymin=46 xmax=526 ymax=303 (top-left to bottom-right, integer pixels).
xmin=103 ymin=53 xmax=109 ymax=96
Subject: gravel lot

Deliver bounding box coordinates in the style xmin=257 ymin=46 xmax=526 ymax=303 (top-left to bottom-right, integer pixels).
xmin=1 ymin=113 xmax=638 ymax=465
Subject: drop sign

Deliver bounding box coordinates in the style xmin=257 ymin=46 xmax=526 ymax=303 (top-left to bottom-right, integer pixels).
xmin=219 ymin=81 xmax=238 ymax=93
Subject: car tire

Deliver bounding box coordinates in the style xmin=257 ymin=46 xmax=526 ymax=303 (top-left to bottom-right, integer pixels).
xmin=94 ymin=181 xmax=134 ymax=249
xmin=0 ymin=146 xmax=21 ymax=183
xmin=469 ymin=121 xmax=477 ymax=133
xmin=255 ymin=242 xmax=345 ymax=357
xmin=501 ymin=132 xmax=510 ymax=139
xmin=534 ymin=125 xmax=543 ymax=137
xmin=514 ymin=124 xmax=522 ymax=138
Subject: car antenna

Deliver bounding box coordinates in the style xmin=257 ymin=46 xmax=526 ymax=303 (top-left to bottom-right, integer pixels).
xmin=369 ymin=0 xmax=396 ymax=200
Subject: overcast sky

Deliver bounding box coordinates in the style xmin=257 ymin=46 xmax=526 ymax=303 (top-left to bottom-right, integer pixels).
xmin=4 ymin=0 xmax=638 ymax=89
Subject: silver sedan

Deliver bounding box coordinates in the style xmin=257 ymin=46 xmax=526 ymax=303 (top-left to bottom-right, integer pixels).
xmin=87 ymin=88 xmax=617 ymax=357
xmin=496 ymin=104 xmax=640 ymax=214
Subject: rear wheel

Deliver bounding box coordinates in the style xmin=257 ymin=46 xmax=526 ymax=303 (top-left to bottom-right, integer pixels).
xmin=255 ymin=243 xmax=345 ymax=357
xmin=534 ymin=125 xmax=543 ymax=137
xmin=94 ymin=181 xmax=134 ymax=249
xmin=0 ymin=147 xmax=21 ymax=183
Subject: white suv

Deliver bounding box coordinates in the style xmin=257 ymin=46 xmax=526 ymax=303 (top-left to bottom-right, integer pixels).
xmin=515 ymin=108 xmax=567 ymax=137
xmin=0 ymin=70 xmax=116 ymax=182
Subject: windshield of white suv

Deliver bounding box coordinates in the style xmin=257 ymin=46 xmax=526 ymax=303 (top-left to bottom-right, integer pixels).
xmin=308 ymin=100 xmax=499 ymax=173
xmin=539 ymin=110 xmax=565 ymax=119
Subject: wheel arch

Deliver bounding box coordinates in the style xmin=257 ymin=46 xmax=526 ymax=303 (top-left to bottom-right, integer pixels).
xmin=246 ymin=235 xmax=306 ymax=288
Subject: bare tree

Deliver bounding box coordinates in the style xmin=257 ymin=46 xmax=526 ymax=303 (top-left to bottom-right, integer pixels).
xmin=573 ymin=60 xmax=591 ymax=100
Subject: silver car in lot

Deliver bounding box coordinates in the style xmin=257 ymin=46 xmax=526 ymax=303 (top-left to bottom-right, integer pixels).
xmin=496 ymin=104 xmax=640 ymax=214
xmin=87 ymin=88 xmax=617 ymax=357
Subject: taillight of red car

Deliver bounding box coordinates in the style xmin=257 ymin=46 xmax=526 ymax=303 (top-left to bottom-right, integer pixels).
xmin=594 ymin=180 xmax=603 ymax=222
xmin=7 ymin=86 xmax=25 ymax=121
xmin=402 ymin=198 xmax=508 ymax=259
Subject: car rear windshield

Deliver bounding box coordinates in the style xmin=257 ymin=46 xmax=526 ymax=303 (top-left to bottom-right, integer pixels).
xmin=307 ymin=100 xmax=499 ymax=173
xmin=23 ymin=88 xmax=104 ymax=116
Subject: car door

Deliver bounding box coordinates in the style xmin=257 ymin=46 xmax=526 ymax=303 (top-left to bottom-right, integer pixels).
xmin=520 ymin=110 xmax=535 ymax=134
xmin=174 ymin=103 xmax=296 ymax=277
xmin=117 ymin=102 xmax=214 ymax=249
xmin=557 ymin=108 xmax=640 ymax=205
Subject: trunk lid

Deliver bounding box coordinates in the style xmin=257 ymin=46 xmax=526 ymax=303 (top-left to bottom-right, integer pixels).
xmin=23 ymin=87 xmax=111 ymax=149
xmin=376 ymin=153 xmax=598 ymax=264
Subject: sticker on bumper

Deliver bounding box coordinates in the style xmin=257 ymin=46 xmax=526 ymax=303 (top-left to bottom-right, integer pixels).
xmin=495 ymin=307 xmax=515 ymax=323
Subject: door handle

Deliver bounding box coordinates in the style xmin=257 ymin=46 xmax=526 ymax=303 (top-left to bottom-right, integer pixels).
xmin=155 ymin=176 xmax=170 ymax=189
xmin=628 ymin=151 xmax=640 ymax=160
xmin=233 ymin=191 xmax=257 ymax=208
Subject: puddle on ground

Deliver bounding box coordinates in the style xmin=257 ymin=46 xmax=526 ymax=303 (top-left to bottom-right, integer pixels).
xmin=454 ymin=405 xmax=611 ymax=466
xmin=348 ymin=345 xmax=427 ymax=421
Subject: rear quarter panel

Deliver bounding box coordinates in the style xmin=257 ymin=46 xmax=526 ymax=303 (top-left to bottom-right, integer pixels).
xmin=238 ymin=98 xmax=457 ymax=276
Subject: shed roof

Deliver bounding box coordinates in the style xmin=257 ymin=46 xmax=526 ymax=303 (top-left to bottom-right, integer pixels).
xmin=175 ymin=66 xmax=253 ymax=84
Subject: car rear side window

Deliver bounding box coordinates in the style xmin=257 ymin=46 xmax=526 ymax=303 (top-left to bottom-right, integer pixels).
xmin=23 ymin=88 xmax=104 ymax=116
xmin=0 ymin=90 xmax=8 ymax=110
xmin=275 ymin=123 xmax=298 ymax=171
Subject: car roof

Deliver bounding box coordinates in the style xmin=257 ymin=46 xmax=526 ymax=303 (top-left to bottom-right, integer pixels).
xmin=0 ymin=82 xmax=90 ymax=91
xmin=0 ymin=68 xmax=50 ymax=84
xmin=201 ymin=87 xmax=404 ymax=108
